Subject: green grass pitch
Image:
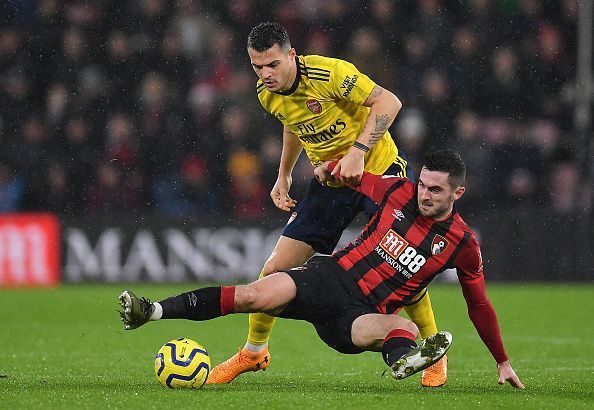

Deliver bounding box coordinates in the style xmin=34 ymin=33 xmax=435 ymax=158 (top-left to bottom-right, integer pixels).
xmin=2 ymin=283 xmax=593 ymax=409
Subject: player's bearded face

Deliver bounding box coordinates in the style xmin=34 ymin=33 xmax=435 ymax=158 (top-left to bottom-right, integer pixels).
xmin=248 ymin=44 xmax=296 ymax=92
xmin=417 ymin=168 xmax=465 ymax=220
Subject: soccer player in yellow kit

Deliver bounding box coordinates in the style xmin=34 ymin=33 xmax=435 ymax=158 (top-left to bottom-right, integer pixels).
xmin=208 ymin=22 xmax=446 ymax=387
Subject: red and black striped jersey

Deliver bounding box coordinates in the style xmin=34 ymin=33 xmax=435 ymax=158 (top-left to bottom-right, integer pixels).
xmin=330 ymin=166 xmax=508 ymax=363
xmin=333 ymin=172 xmax=482 ymax=313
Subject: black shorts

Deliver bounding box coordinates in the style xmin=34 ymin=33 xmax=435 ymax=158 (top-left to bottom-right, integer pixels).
xmin=282 ymin=159 xmax=413 ymax=254
xmin=277 ymin=256 xmax=377 ymax=354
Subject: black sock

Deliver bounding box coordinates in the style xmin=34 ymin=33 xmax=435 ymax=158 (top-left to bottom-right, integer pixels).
xmin=382 ymin=329 xmax=417 ymax=366
xmin=159 ymin=287 xmax=222 ymax=321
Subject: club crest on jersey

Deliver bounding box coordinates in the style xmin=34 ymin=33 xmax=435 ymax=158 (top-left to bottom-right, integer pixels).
xmin=306 ymin=99 xmax=322 ymax=114
xmin=431 ymin=235 xmax=448 ymax=255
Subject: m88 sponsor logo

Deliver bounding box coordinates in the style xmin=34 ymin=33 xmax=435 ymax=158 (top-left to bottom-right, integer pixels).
xmin=377 ymin=229 xmax=426 ymax=274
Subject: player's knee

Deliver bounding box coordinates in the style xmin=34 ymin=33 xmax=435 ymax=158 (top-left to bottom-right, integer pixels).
xmin=260 ymin=258 xmax=283 ymax=277
xmin=236 ymin=285 xmax=266 ymax=311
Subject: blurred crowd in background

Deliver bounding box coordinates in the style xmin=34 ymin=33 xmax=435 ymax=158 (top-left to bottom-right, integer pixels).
xmin=0 ymin=0 xmax=591 ymax=220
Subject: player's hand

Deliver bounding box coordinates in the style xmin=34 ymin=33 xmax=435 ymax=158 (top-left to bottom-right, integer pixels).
xmin=314 ymin=161 xmax=336 ymax=185
xmin=270 ymin=175 xmax=297 ymax=211
xmin=497 ymin=360 xmax=524 ymax=389
xmin=331 ymin=148 xmax=364 ymax=186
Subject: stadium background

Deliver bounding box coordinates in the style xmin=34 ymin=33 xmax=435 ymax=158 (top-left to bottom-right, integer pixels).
xmin=0 ymin=0 xmax=592 ymax=286
xmin=1 ymin=2 xmax=594 ymax=409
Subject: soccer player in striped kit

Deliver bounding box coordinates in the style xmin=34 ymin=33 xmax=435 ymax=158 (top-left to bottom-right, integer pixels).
xmin=120 ymin=151 xmax=523 ymax=388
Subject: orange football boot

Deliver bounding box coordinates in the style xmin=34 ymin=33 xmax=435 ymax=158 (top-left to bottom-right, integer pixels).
xmin=206 ymin=347 xmax=270 ymax=384
xmin=421 ymin=354 xmax=448 ymax=387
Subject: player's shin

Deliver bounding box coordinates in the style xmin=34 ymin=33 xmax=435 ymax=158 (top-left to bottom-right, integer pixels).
xmin=245 ymin=269 xmax=277 ymax=350
xmin=403 ymin=291 xmax=439 ymax=338
xmin=156 ymin=286 xmax=236 ymax=321
xmin=247 ymin=312 xmax=277 ymax=347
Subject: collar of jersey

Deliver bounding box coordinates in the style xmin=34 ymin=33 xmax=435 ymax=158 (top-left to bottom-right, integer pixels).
xmin=273 ymin=58 xmax=301 ymax=96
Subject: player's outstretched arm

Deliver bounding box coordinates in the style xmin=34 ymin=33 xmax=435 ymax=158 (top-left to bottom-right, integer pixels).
xmin=456 ymin=246 xmax=525 ymax=388
xmin=497 ymin=360 xmax=525 ymax=389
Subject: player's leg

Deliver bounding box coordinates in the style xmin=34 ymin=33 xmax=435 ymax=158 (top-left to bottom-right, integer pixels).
xmin=403 ymin=290 xmax=438 ymax=339
xmin=118 ymin=272 xmax=298 ymax=330
xmin=247 ymin=236 xmax=315 ymax=348
xmin=249 ymin=182 xmax=356 ymax=344
xmin=402 ymin=291 xmax=448 ymax=386
xmin=236 ymin=271 xmax=299 ymax=315
xmin=350 ymin=313 xmax=452 ymax=380
xmin=350 ymin=313 xmax=418 ymax=352
xmin=246 ymin=180 xmax=347 ymax=351
xmin=210 ymin=179 xmax=348 ymax=384
xmin=207 ymin=236 xmax=315 ymax=384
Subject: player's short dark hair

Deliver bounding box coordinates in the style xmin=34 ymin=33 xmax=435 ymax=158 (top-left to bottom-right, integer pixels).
xmin=247 ymin=22 xmax=291 ymax=52
xmin=423 ymin=150 xmax=466 ymax=188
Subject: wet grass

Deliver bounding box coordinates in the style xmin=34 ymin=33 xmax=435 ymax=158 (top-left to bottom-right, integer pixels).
xmin=1 ymin=283 xmax=593 ymax=409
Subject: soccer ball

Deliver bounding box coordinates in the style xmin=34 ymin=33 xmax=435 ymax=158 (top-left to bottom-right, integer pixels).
xmin=154 ymin=338 xmax=211 ymax=388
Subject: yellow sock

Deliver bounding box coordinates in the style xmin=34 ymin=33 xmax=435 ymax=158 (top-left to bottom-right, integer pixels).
xmin=247 ymin=312 xmax=276 ymax=345
xmin=403 ymin=291 xmax=439 ymax=339
xmin=246 ymin=269 xmax=276 ymax=346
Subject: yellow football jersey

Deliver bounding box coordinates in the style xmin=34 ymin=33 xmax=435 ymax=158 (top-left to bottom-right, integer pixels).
xmin=257 ymin=55 xmax=400 ymax=176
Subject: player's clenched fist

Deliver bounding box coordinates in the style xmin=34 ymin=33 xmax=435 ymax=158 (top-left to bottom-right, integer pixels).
xmin=314 ymin=161 xmax=335 ymax=186
xmin=331 ymin=148 xmax=365 ymax=186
